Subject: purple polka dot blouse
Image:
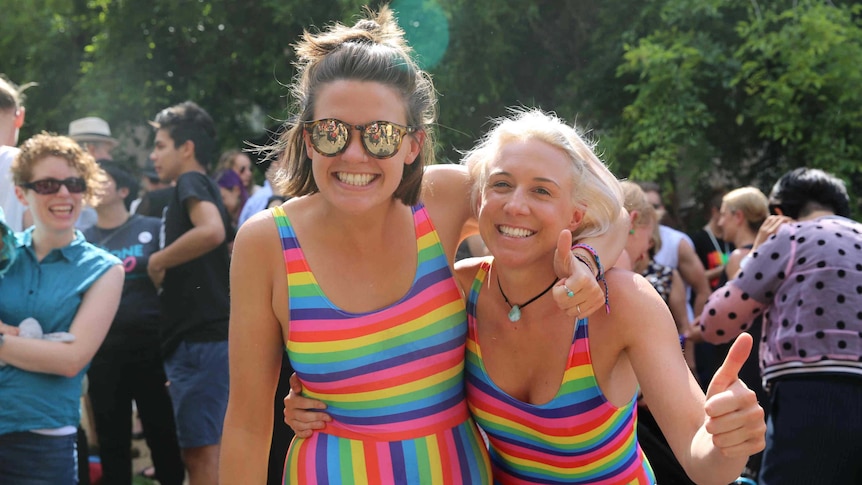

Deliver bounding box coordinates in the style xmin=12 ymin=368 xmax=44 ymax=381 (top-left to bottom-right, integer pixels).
xmin=700 ymin=216 xmax=862 ymax=384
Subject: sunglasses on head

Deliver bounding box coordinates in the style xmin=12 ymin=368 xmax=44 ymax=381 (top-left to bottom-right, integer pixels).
xmin=21 ymin=177 xmax=87 ymax=195
xmin=304 ymin=118 xmax=417 ymax=159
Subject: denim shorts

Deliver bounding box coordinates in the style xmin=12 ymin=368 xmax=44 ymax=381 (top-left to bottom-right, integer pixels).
xmin=0 ymin=431 xmax=77 ymax=484
xmin=164 ymin=340 xmax=230 ymax=449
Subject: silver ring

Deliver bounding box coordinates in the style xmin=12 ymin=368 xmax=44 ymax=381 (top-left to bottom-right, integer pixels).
xmin=576 ymin=304 xmax=581 ymax=314
xmin=564 ymin=285 xmax=574 ymax=298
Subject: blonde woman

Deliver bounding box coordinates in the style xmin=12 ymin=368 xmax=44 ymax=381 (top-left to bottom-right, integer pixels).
xmin=717 ymin=187 xmax=769 ymax=280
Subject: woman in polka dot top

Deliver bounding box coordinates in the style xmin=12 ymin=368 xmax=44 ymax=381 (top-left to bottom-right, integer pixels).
xmin=699 ymin=167 xmax=862 ymax=485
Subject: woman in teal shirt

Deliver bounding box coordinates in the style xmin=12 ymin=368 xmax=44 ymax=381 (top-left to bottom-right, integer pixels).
xmin=0 ymin=133 xmax=124 ymax=484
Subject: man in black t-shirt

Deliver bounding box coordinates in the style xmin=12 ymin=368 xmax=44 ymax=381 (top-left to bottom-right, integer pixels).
xmin=147 ymin=101 xmax=231 ymax=485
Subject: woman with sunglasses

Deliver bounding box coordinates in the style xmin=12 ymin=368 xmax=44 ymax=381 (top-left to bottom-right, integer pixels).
xmin=219 ymin=6 xmax=625 ymax=484
xmin=0 ymin=133 xmax=124 ymax=483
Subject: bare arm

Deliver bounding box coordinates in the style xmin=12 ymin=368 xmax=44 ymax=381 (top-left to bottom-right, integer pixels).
xmin=148 ymin=198 xmax=226 ymax=287
xmin=724 ymin=248 xmax=750 ymax=281
xmin=668 ymin=269 xmax=690 ymax=336
xmin=677 ymin=239 xmax=711 ymax=316
xmin=0 ymin=265 xmax=124 ymax=376
xmin=219 ymin=215 xmax=287 ymax=483
xmin=422 ymin=164 xmax=478 ymax=262
xmin=703 ymin=264 xmax=725 ymax=283
xmin=668 ymin=269 xmax=697 ymax=372
xmin=611 ymin=271 xmax=764 ymax=485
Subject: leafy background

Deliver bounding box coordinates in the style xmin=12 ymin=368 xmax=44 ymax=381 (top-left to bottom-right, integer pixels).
xmin=3 ymin=0 xmax=861 ymax=227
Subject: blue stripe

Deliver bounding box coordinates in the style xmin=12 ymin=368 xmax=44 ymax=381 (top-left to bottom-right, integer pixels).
xmin=333 ymin=389 xmax=463 ymax=425
xmin=390 ymin=441 xmax=407 ymax=483
xmin=316 ymin=434 xmax=331 ymax=485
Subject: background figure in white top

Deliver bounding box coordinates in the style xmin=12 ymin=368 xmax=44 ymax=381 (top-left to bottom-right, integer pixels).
xmin=639 ymin=181 xmax=711 ymax=322
xmin=0 ymin=75 xmax=32 ymax=232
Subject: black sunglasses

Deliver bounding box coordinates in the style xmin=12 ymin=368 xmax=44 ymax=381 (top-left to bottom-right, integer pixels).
xmin=21 ymin=177 xmax=87 ymax=195
xmin=304 ymin=118 xmax=417 ymax=159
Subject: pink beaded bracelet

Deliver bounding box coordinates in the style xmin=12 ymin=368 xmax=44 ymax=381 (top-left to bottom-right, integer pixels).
xmin=571 ymin=243 xmax=610 ymax=313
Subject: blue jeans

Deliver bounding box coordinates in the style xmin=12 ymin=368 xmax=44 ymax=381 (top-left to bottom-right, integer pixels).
xmin=0 ymin=431 xmax=77 ymax=484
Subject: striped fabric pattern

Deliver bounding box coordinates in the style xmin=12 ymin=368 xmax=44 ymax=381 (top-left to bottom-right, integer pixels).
xmin=273 ymin=205 xmax=491 ymax=484
xmin=465 ymin=260 xmax=655 ymax=484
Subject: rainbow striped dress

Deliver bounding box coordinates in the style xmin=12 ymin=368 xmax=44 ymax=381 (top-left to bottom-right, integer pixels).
xmin=465 ymin=260 xmax=655 ymax=484
xmin=273 ymin=205 xmax=492 ymax=484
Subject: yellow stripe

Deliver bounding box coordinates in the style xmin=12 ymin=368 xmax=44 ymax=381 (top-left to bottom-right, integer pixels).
xmin=287 ymin=270 xmax=315 ymax=286
xmin=562 ymin=363 xmax=592 ymax=381
xmin=416 ymin=230 xmax=438 ymax=252
xmin=425 ymin=433 xmax=444 ymax=484
xmin=290 ymin=300 xmax=464 ymax=353
xmin=350 ymin=440 xmax=367 ymax=482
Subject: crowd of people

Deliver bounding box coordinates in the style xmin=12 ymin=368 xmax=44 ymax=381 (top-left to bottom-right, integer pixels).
xmin=1 ymin=4 xmax=860 ymax=485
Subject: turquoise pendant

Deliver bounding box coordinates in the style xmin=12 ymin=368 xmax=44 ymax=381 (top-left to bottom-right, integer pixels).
xmin=508 ymin=305 xmax=521 ymax=322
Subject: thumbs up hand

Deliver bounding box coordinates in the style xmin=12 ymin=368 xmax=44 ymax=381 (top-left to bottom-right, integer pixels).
xmin=703 ymin=333 xmax=767 ymax=457
xmin=552 ymin=229 xmax=603 ymax=318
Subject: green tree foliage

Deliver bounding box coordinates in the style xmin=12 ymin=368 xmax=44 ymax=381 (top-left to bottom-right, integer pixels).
xmin=608 ymin=0 xmax=862 ymax=220
xmin=2 ymin=0 xmax=367 ymax=161
xmin=735 ymin=1 xmax=862 ymax=178
xmin=2 ymin=0 xmax=860 ymax=219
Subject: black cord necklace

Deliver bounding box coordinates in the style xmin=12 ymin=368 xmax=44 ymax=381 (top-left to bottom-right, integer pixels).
xmin=497 ymin=273 xmax=558 ymax=322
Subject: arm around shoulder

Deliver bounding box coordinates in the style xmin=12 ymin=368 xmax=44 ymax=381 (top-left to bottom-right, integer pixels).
xmin=677 ymin=239 xmax=711 ymax=315
xmin=422 ymin=165 xmax=477 ymax=258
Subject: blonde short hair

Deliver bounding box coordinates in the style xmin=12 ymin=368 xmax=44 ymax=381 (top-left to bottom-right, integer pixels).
xmin=462 ymin=108 xmax=622 ymax=240
xmin=723 ymin=186 xmax=768 ymax=233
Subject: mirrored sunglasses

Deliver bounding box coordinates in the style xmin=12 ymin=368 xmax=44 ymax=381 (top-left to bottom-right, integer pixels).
xmin=304 ymin=118 xmax=417 ymax=159
xmin=21 ymin=177 xmax=87 ymax=195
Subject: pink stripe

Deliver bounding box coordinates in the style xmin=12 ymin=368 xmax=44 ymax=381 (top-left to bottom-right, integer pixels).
xmin=324 ymin=404 xmax=468 ymax=441
xmin=440 ymin=427 xmax=463 ymax=485
xmin=496 ymin=421 xmax=631 ymax=467
xmin=290 ymin=279 xmax=461 ymax=333
xmin=283 ymin=246 xmax=305 ymax=262
xmin=468 ymin=386 xmax=614 ymax=434
xmin=374 ymin=441 xmax=395 ymax=483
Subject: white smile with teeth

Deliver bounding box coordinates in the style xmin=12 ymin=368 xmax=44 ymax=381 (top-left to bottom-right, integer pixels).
xmin=337 ymin=172 xmax=375 ymax=186
xmin=498 ymin=225 xmax=534 ymax=238
xmin=51 ymin=205 xmax=73 ymax=215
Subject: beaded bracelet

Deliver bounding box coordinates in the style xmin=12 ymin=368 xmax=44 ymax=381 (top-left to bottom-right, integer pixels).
xmin=571 ymin=243 xmax=610 ymax=313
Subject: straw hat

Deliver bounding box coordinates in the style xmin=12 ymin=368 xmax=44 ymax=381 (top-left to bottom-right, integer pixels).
xmin=68 ymin=117 xmax=118 ymax=147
